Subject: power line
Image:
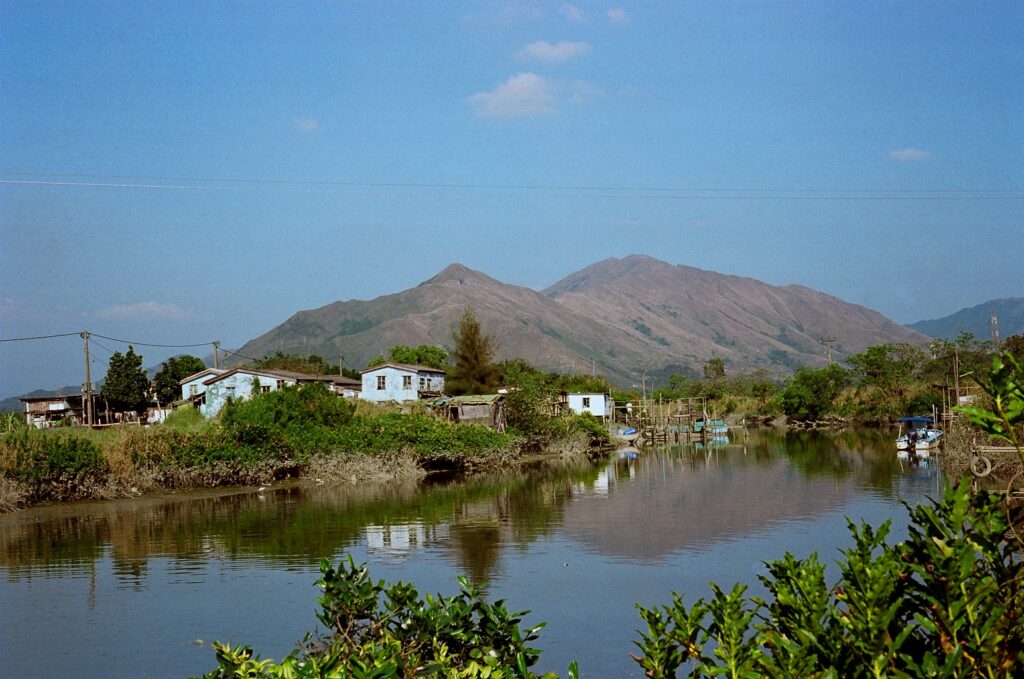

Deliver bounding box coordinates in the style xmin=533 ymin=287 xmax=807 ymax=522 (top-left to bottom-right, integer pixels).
xmin=89 ymin=332 xmax=212 ymax=349
xmin=0 ymin=331 xmax=82 ymax=342
xmin=1 ymin=175 xmax=1020 ymax=201
xmin=218 ymin=346 xmax=260 ymax=363
xmin=4 ymin=169 xmax=1020 ymax=194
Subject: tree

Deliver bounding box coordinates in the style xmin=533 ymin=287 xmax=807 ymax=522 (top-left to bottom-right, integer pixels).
xmin=447 ymin=307 xmax=499 ymax=395
xmin=101 ymin=346 xmax=150 ymax=412
xmin=152 ymin=355 xmax=206 ymax=405
xmin=780 ymin=364 xmax=848 ymax=421
xmin=703 ymin=357 xmax=726 ymax=381
xmin=368 ymin=344 xmax=449 ymax=370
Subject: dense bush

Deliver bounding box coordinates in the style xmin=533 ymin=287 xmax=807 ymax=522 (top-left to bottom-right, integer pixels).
xmin=633 ymin=482 xmax=1024 ymax=677
xmin=332 ymin=413 xmax=515 ymax=457
xmin=204 ymin=556 xmax=577 ymax=678
xmin=0 ymin=430 xmax=107 ymax=482
xmin=222 ymin=382 xmax=355 ymax=434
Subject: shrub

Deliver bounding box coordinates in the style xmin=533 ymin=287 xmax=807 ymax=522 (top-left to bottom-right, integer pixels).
xmin=203 ymin=556 xmax=577 ymax=678
xmin=0 ymin=430 xmax=107 ymax=482
xmin=632 ymin=482 xmax=1024 ymax=677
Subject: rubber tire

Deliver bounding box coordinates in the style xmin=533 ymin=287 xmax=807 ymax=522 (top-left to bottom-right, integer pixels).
xmin=970 ymin=455 xmax=992 ymax=478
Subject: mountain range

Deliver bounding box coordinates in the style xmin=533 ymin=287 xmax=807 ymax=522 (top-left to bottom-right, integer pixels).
xmin=235 ymin=255 xmax=927 ymax=385
xmin=908 ymin=297 xmax=1024 ymax=341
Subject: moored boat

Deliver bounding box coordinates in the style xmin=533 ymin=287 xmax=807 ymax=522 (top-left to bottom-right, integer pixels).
xmin=895 ymin=416 xmax=943 ymax=458
xmin=613 ymin=427 xmax=640 ymax=444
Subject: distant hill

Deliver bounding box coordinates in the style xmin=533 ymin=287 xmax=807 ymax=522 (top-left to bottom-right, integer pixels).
xmin=236 ymin=255 xmax=928 ymax=385
xmin=909 ymin=297 xmax=1024 ymax=340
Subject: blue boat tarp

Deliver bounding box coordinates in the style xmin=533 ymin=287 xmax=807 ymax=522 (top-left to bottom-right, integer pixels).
xmin=897 ymin=417 xmax=933 ymax=424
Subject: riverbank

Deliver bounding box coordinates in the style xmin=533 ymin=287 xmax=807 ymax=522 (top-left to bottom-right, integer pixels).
xmin=0 ymin=416 xmax=603 ymax=513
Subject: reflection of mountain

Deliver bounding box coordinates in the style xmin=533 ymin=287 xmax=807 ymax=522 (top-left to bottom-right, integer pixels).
xmin=560 ymin=432 xmax=896 ymax=561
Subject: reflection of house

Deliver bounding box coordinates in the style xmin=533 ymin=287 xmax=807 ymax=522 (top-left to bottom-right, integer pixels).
xmin=429 ymin=394 xmax=506 ymax=431
xmin=199 ymin=368 xmax=362 ymax=418
xmin=561 ymin=392 xmax=611 ymax=419
xmin=19 ymin=394 xmax=89 ymax=428
xmin=359 ymin=363 xmax=446 ymax=403
xmin=364 ymin=522 xmax=447 ymax=555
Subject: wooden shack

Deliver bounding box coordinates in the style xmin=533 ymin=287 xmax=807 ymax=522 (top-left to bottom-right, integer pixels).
xmin=429 ymin=394 xmax=507 ymax=432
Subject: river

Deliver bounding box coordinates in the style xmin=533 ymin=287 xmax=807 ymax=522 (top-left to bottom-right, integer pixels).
xmin=0 ymin=428 xmax=942 ymax=677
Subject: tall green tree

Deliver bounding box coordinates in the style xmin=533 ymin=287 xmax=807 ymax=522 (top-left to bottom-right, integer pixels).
xmin=153 ymin=355 xmax=206 ymax=405
xmin=101 ymin=346 xmax=150 ymax=412
xmin=780 ymin=364 xmax=848 ymax=420
xmin=703 ymin=357 xmax=726 ymax=381
xmin=447 ymin=307 xmax=499 ymax=395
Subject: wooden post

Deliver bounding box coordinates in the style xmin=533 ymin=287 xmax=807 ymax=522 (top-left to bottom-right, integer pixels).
xmin=212 ymin=341 xmax=220 ymax=369
xmin=81 ymin=330 xmax=93 ymax=426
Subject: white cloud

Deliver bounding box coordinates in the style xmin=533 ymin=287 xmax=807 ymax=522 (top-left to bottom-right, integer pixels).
xmin=888 ymin=148 xmax=931 ymax=162
xmin=468 ymin=73 xmax=555 ymax=119
xmin=606 ymin=7 xmax=629 ymax=24
xmin=294 ymin=117 xmax=320 ymax=133
xmin=560 ymin=4 xmax=585 ymax=22
xmin=94 ymin=302 xmax=193 ymax=320
xmin=517 ymin=40 xmax=590 ymax=62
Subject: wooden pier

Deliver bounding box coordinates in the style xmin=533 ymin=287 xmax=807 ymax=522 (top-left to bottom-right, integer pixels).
xmin=614 ymin=396 xmax=720 ymax=444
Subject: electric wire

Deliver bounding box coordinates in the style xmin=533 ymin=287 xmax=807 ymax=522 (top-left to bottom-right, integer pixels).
xmin=0 ymin=331 xmax=82 ymax=342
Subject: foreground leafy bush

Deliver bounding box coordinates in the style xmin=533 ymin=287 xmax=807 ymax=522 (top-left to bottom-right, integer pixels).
xmin=202 ymin=557 xmax=578 ymax=679
xmin=201 ymin=482 xmax=1022 ymax=677
xmin=633 ymin=482 xmax=1023 ymax=677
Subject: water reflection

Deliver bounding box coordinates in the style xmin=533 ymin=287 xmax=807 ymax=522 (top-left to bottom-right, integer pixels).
xmin=0 ymin=428 xmax=942 ymax=678
xmin=0 ymin=428 xmax=926 ymax=583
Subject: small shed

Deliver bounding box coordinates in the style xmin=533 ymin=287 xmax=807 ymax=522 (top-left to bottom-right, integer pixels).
xmin=429 ymin=394 xmax=506 ymax=431
xmin=19 ymin=394 xmax=87 ymax=428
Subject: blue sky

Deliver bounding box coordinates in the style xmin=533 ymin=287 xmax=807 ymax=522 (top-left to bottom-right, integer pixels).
xmin=2 ymin=1 xmax=1022 ymax=397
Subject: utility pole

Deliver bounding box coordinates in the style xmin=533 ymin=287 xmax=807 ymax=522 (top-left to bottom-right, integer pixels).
xmin=991 ymin=310 xmax=1001 ymax=350
xmin=822 ymin=337 xmax=836 ymax=365
xmin=81 ymin=330 xmax=93 ymax=426
xmin=212 ymin=341 xmax=220 ymax=369
xmin=339 ymin=353 xmax=344 ymax=376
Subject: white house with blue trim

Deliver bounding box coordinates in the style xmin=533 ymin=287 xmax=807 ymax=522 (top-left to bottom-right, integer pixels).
xmin=196 ymin=367 xmax=361 ymax=418
xmin=360 ymin=362 xmax=446 ymax=403
xmin=563 ymin=392 xmax=611 ymax=419
xmin=179 ymin=368 xmax=225 ymax=402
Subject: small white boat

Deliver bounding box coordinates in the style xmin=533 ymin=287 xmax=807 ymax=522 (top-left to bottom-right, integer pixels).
xmin=613 ymin=427 xmax=640 ymax=444
xmin=896 ymin=417 xmax=943 ymax=458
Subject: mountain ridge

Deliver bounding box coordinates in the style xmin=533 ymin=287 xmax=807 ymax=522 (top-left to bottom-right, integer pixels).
xmin=234 ymin=255 xmax=930 ymax=385
xmin=909 ymin=297 xmax=1024 ymax=340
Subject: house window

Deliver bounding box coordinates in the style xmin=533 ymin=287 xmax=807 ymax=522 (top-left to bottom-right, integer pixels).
xmin=226 ymin=386 xmax=236 ymax=398
xmin=377 ymin=375 xmax=386 ymax=390
xmin=419 ymin=377 xmax=426 ymax=390
xmin=189 ymin=385 xmax=198 ymax=397
xmin=276 ymin=380 xmax=286 ymax=390
xmin=260 ymin=385 xmax=271 ymax=394
xmin=582 ymin=397 xmax=591 ymax=408
xmin=403 ymin=375 xmax=412 ymax=389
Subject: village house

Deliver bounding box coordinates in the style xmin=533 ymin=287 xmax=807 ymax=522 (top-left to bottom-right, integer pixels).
xmin=179 ymin=368 xmax=226 ymax=403
xmin=359 ymin=362 xmax=445 ymax=403
xmin=561 ymin=392 xmax=612 ymax=419
xmin=18 ymin=393 xmax=90 ymax=428
xmin=197 ymin=367 xmax=361 ymax=418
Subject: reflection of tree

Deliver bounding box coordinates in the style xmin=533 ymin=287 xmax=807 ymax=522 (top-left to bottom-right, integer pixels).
xmin=450 ymin=520 xmax=502 ymax=585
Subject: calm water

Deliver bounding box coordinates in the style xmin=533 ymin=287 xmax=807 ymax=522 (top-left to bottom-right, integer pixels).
xmin=0 ymin=429 xmax=942 ymax=677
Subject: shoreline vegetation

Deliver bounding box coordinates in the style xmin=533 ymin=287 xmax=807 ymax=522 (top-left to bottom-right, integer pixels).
xmin=0 ymin=382 xmax=607 ymax=513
